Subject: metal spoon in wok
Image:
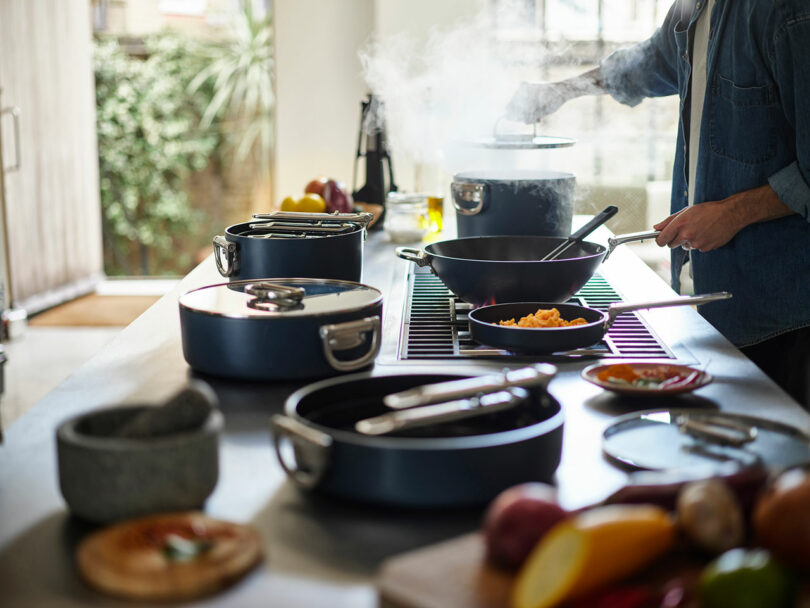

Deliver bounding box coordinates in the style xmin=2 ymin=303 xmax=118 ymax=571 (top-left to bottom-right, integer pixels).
xmin=468 ymin=292 xmax=732 ymax=355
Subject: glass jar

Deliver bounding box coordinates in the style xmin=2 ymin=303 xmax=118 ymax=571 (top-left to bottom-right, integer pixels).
xmin=384 ymin=193 xmax=429 ymax=243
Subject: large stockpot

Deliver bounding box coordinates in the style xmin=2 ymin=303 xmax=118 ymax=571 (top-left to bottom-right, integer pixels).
xmin=451 ymin=170 xmax=574 ymax=238
xmin=179 ymin=278 xmax=382 ymax=381
xmin=213 ymin=211 xmax=372 ymax=282
xmin=396 ymin=230 xmax=658 ymax=307
xmin=269 ymin=369 xmax=564 ymax=507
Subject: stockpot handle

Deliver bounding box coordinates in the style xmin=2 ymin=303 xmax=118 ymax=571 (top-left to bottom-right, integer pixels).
xmin=603 ymin=292 xmax=732 ymax=331
xmin=395 ymin=246 xmax=431 ymax=267
xmin=320 ymin=316 xmax=381 ymax=372
xmin=451 ymin=181 xmax=485 ymax=216
xmin=605 ymin=230 xmax=661 ymax=260
xmin=269 ymin=415 xmax=332 ymax=489
xmin=2 ymin=106 xmax=21 ymax=173
xmin=213 ymin=235 xmax=238 ymax=277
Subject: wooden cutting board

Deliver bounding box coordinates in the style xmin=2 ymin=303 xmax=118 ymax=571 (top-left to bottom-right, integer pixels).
xmin=378 ymin=533 xmax=510 ymax=608
xmin=378 ymin=532 xmax=810 ymax=608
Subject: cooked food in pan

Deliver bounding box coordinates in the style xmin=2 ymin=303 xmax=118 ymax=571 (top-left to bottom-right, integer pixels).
xmin=498 ymin=307 xmax=588 ymax=328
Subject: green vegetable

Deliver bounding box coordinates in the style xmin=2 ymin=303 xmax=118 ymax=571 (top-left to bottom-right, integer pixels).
xmin=162 ymin=534 xmax=213 ymax=562
xmin=699 ymin=548 xmax=796 ymax=608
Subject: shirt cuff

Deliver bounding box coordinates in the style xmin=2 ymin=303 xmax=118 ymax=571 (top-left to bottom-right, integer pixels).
xmin=769 ymin=162 xmax=810 ymax=221
xmin=599 ymin=48 xmax=646 ymax=108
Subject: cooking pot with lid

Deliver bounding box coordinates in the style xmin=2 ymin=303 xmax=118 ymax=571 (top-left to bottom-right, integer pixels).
xmin=452 ymin=170 xmax=574 ymax=238
xmin=213 ymin=211 xmax=373 ymax=282
xmin=179 ymin=278 xmax=382 ymax=381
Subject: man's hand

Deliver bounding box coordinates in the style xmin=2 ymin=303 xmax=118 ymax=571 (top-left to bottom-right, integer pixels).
xmin=505 ymin=82 xmax=572 ymax=124
xmin=654 ymin=184 xmax=794 ymax=252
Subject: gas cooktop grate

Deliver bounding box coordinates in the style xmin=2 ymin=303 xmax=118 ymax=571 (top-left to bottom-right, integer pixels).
xmin=399 ymin=266 xmax=674 ymax=360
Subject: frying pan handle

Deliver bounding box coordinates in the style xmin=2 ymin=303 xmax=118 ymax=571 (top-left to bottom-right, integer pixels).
xmin=213 ymin=235 xmax=238 ymax=277
xmin=395 ymin=247 xmax=431 ymax=267
xmin=320 ymin=316 xmax=381 ymax=372
xmin=604 ymin=292 xmax=733 ymax=329
xmin=451 ymin=181 xmax=485 ymax=216
xmin=605 ymin=230 xmax=661 ymax=260
xmin=269 ymin=415 xmax=332 ymax=489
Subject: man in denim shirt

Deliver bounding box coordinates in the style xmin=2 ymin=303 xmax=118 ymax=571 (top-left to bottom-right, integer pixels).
xmin=507 ymin=0 xmax=810 ymax=405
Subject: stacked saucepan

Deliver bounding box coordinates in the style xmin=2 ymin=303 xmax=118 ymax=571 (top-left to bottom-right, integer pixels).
xmin=179 ymin=210 xmax=385 ymax=381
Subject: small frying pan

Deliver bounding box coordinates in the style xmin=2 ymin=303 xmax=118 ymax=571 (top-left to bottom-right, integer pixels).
xmin=468 ymin=293 xmax=732 ymax=354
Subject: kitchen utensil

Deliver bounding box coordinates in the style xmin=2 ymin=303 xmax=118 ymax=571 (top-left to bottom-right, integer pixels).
xmin=540 ymin=205 xmax=618 ymax=261
xmin=465 ymin=116 xmax=577 ymax=150
xmin=384 ymin=363 xmax=556 ymax=409
xmin=451 ymin=170 xmax=575 ymax=238
xmin=57 ymin=403 xmax=223 ymax=523
xmin=395 ymin=229 xmax=660 ymax=306
xmin=602 ymin=409 xmax=810 ymax=472
xmin=582 ymin=362 xmax=712 ymax=396
xmin=269 ymin=371 xmax=564 ymax=507
xmin=178 ymin=278 xmax=382 ymax=381
xmin=355 ymin=388 xmax=528 ymax=436
xmin=213 ymin=211 xmax=372 ymax=282
xmin=468 ymin=292 xmax=731 ymax=355
xmin=114 ymin=381 xmax=218 ymax=438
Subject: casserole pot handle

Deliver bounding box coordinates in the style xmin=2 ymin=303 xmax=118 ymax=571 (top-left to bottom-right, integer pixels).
xmin=320 ymin=316 xmax=382 ymax=372
xmin=269 ymin=415 xmax=332 ymax=489
xmin=395 ymin=247 xmax=431 ymax=267
xmin=213 ymin=235 xmax=238 ymax=277
xmin=451 ymin=181 xmax=485 ymax=216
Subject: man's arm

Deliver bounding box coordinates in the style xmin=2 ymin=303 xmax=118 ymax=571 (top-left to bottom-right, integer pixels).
xmin=654 ymin=185 xmax=794 ymax=252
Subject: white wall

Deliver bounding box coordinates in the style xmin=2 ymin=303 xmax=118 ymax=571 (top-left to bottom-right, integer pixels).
xmin=272 ymin=0 xmax=486 ymax=205
xmin=273 ymin=0 xmax=375 ymax=205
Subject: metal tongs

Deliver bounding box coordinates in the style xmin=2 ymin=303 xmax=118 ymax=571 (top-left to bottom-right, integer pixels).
xmin=353 ymin=363 xmax=557 ymax=436
xmin=247 ymin=210 xmax=374 ymax=238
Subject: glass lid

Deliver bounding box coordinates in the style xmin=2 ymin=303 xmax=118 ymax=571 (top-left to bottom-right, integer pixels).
xmin=179 ymin=278 xmax=382 ymax=318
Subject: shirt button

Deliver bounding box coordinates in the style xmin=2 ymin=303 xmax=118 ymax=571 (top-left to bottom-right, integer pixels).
xmin=684 ymin=189 xmax=688 ymax=197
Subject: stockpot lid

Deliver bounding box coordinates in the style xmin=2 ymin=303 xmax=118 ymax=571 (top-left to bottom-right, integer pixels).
xmin=179 ymin=278 xmax=382 ymax=319
xmin=452 ymin=169 xmax=575 ymax=184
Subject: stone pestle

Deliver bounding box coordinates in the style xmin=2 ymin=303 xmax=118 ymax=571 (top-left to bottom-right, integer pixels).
xmin=114 ymin=381 xmax=219 ymax=439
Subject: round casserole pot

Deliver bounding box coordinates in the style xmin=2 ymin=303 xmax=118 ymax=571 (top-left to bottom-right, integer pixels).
xmin=179 ymin=278 xmax=383 ymax=381
xmin=213 ymin=220 xmax=364 ymax=282
xmin=451 ymin=170 xmax=575 ymax=238
xmin=269 ymin=372 xmax=564 ymax=507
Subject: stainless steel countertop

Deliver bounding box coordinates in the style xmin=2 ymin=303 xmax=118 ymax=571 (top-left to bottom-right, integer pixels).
xmin=1 ymin=223 xmax=808 ymax=607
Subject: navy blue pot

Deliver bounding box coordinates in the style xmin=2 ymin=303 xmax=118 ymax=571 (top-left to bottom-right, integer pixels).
xmin=270 ymin=372 xmax=564 ymax=508
xmin=451 ymin=170 xmax=574 ymax=238
xmin=179 ymin=279 xmax=383 ymax=381
xmin=213 ymin=221 xmax=364 ymax=282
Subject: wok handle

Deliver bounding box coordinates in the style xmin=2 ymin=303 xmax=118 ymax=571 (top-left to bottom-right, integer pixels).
xmin=604 ymin=292 xmax=732 ymax=330
xmin=541 ymin=205 xmax=618 ymax=261
xmin=605 ymin=230 xmax=661 ymax=260
xmin=213 ymin=235 xmax=238 ymax=277
xmin=395 ymin=246 xmax=431 ymax=267
xmin=451 ymin=181 xmax=485 ymax=216
xmin=269 ymin=415 xmax=332 ymax=489
xmin=384 ymin=362 xmax=557 ymax=409
xmin=319 ymin=316 xmax=381 ymax=372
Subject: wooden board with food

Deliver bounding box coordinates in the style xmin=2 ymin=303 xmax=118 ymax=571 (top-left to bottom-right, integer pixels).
xmin=379 ymin=466 xmax=810 ymax=608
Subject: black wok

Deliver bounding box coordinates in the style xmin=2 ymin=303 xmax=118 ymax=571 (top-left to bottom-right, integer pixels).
xmin=468 ymin=293 xmax=732 ymax=354
xmin=396 ymin=229 xmax=659 ymax=306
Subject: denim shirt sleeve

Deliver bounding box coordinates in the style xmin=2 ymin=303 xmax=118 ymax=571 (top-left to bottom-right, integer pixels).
xmin=599 ymin=2 xmax=681 ymax=107
xmin=767 ymin=13 xmax=810 ymax=221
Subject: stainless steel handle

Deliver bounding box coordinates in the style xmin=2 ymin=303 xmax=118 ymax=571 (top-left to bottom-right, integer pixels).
xmin=355 ymin=388 xmax=528 ymax=436
xmin=676 ymin=414 xmax=758 ymax=447
xmin=269 ymin=415 xmax=332 ymax=489
xmin=252 ymin=210 xmax=373 ymax=228
xmin=604 ymin=292 xmax=733 ymax=331
xmin=451 ymin=181 xmax=485 ymax=216
xmin=245 ymin=281 xmax=306 ymax=311
xmin=2 ymin=106 xmax=21 ymax=173
xmin=395 ymin=246 xmax=431 ymax=267
xmin=605 ymin=230 xmax=661 ymax=260
xmin=319 ymin=316 xmax=381 ymax=372
xmin=212 ymin=235 xmax=237 ymax=277
xmin=383 ymin=363 xmax=557 ymax=409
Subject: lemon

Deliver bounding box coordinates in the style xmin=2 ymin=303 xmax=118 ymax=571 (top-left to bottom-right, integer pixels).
xmin=511 ymin=504 xmax=676 ymax=608
xmin=699 ymin=548 xmax=796 ymax=608
xmin=280 ymin=196 xmax=297 ymax=211
xmin=296 ymin=193 xmax=326 ymax=213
